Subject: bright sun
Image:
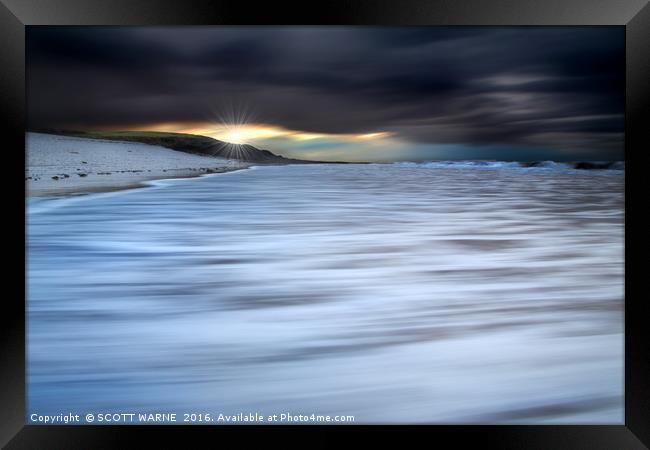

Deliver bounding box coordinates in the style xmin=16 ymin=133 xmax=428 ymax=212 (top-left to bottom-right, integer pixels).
xmin=222 ymin=128 xmax=247 ymax=145
xmin=211 ymin=124 xmax=287 ymax=145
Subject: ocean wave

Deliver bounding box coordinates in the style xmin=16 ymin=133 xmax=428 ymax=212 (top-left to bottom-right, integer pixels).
xmin=391 ymin=160 xmax=624 ymax=171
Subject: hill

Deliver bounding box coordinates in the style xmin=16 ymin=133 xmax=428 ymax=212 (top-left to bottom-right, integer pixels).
xmin=35 ymin=130 xmax=320 ymax=164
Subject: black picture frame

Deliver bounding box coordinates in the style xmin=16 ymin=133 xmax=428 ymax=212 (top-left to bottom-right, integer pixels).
xmin=2 ymin=0 xmax=648 ymax=448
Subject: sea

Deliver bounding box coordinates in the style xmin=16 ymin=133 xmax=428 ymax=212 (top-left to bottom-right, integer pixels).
xmin=26 ymin=162 xmax=625 ymax=424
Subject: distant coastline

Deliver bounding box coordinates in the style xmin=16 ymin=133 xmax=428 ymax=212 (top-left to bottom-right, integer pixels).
xmin=32 ymin=129 xmax=340 ymax=164
xmin=26 ymin=130 xmax=623 ymax=198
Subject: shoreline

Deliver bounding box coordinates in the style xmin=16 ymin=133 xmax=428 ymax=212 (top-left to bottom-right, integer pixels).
xmin=26 ymin=132 xmax=251 ymax=197
xmin=26 ymin=165 xmax=251 ymax=198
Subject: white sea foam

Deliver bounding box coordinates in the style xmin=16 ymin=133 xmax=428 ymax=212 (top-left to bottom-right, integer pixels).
xmin=391 ymin=160 xmax=624 ymax=171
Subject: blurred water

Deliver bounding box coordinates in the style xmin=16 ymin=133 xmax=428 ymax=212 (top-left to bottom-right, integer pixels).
xmin=27 ymin=164 xmax=624 ymax=423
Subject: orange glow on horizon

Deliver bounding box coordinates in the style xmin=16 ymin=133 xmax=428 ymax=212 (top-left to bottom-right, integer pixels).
xmin=118 ymin=122 xmax=393 ymax=146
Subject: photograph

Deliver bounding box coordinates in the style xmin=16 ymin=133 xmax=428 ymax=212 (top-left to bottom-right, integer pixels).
xmin=23 ymin=25 xmax=627 ymax=426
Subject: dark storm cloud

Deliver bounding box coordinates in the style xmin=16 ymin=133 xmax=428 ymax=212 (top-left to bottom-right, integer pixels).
xmin=27 ymin=26 xmax=624 ymax=159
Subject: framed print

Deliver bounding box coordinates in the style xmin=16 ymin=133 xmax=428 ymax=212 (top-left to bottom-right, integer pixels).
xmin=2 ymin=0 xmax=649 ymax=448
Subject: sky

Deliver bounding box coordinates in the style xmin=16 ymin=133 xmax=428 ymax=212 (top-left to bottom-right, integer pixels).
xmin=27 ymin=27 xmax=624 ymax=162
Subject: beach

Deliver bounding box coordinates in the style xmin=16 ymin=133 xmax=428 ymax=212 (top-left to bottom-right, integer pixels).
xmin=22 ymin=23 xmax=628 ymax=428
xmin=26 ymin=132 xmax=248 ymax=196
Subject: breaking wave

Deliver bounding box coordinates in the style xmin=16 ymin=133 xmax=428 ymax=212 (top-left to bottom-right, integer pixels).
xmin=391 ymin=160 xmax=625 ymax=171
